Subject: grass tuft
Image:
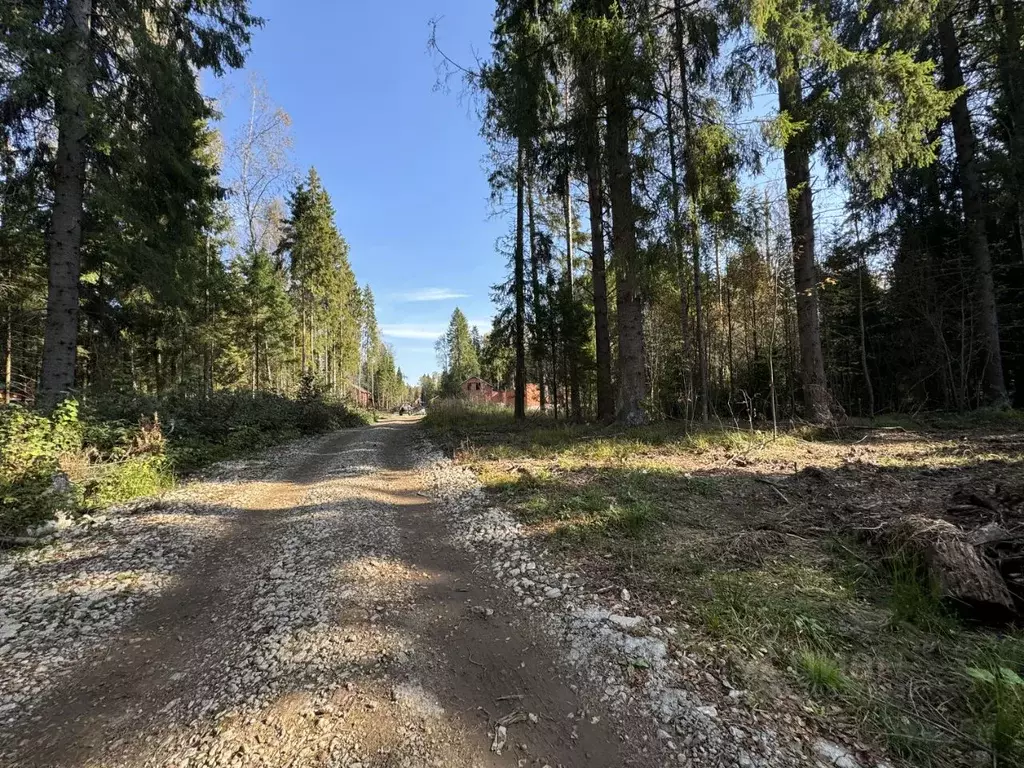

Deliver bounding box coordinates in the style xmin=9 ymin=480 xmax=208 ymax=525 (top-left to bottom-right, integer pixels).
xmin=886 ymin=554 xmax=955 ymax=633
xmin=966 ymin=663 xmax=1024 ymax=762
xmin=796 ymin=650 xmax=851 ymax=695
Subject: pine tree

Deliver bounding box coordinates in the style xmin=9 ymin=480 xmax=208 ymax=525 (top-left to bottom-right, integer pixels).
xmin=437 ymin=308 xmax=481 ymax=395
xmin=278 ymin=169 xmax=361 ymax=392
xmin=234 ymin=250 xmax=294 ymax=393
xmin=5 ymin=0 xmax=262 ymax=410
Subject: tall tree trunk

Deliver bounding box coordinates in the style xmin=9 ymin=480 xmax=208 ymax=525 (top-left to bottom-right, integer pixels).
xmin=989 ymin=0 xmax=1024 ymax=260
xmin=853 ymin=217 xmax=875 ymax=417
xmin=203 ymin=244 xmax=214 ymax=396
xmin=776 ymin=48 xmax=835 ymax=422
xmin=300 ymin=306 xmax=308 ymax=373
xmin=514 ymin=141 xmax=527 ymax=422
xmin=564 ymin=169 xmax=582 ymax=422
xmin=665 ymin=68 xmax=693 ymax=411
xmin=550 ymin=303 xmax=559 ymax=420
xmin=3 ymin=309 xmax=11 ymax=404
xmin=726 ymin=276 xmax=734 ymax=404
xmin=265 ymin=339 xmax=273 ymax=392
xmin=938 ymin=13 xmax=1008 ymax=406
xmin=582 ymin=66 xmax=615 ymax=422
xmin=527 ymin=171 xmax=546 ymax=411
xmin=765 ymin=192 xmax=779 ymax=435
xmin=714 ymin=229 xmax=725 ymax=395
xmin=252 ymin=339 xmax=259 ymax=395
xmin=673 ymin=0 xmax=709 ymax=422
xmin=38 ymin=0 xmax=92 ymax=411
xmin=606 ymin=58 xmax=647 ymax=425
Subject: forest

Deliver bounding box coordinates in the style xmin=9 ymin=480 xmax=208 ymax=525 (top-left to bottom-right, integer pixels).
xmin=1 ymin=2 xmax=410 ymax=413
xmin=0 ymin=1 xmax=418 ymax=533
xmin=430 ymin=0 xmax=1024 ymax=425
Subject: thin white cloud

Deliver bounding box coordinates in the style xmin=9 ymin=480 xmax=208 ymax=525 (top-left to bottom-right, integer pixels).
xmin=395 ymin=287 xmax=470 ymax=302
xmin=381 ymin=324 xmax=444 ymax=340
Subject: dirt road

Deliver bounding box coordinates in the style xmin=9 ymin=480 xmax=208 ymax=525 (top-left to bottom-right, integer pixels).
xmin=0 ymin=419 xmax=656 ymax=768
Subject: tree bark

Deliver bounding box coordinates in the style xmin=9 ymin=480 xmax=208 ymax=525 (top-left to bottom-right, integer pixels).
xmin=938 ymin=13 xmax=1008 ymax=407
xmin=989 ymin=0 xmax=1024 ymax=262
xmin=673 ymin=0 xmax=709 ymax=422
xmin=564 ymin=168 xmax=582 ymax=422
xmin=605 ymin=58 xmax=647 ymax=425
xmin=776 ymin=48 xmax=835 ymax=423
xmin=765 ymin=192 xmax=779 ymax=436
xmin=582 ymin=65 xmax=615 ymax=423
xmin=38 ymin=0 xmax=92 ymax=412
xmin=665 ymin=67 xmax=693 ymax=413
xmin=514 ymin=140 xmax=527 ymax=422
xmin=853 ymin=217 xmax=875 ymax=417
xmin=527 ymin=171 xmax=546 ymax=411
xmin=3 ymin=309 xmax=11 ymax=404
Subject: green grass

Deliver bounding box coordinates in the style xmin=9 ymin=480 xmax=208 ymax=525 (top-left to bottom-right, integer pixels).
xmin=479 ymin=462 xmax=718 ymax=541
xmin=84 ymin=455 xmax=173 ymax=508
xmin=886 ymin=554 xmax=957 ymax=633
xmin=862 ymin=408 xmax=1024 ymax=432
xmin=688 ymin=564 xmax=861 ymax=653
xmin=424 ymin=398 xmax=800 ymax=463
xmin=2 ymin=392 xmax=374 ymax=535
xmin=797 ymin=650 xmax=851 ymax=695
xmin=966 ymin=662 xmax=1024 ymax=763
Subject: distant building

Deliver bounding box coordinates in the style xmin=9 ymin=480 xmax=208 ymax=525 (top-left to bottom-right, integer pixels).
xmin=347 ymin=382 xmax=373 ymax=409
xmin=462 ymin=377 xmax=540 ymax=409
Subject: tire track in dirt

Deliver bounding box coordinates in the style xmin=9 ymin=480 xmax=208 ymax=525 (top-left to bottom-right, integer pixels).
xmin=1 ymin=419 xmax=649 ymax=768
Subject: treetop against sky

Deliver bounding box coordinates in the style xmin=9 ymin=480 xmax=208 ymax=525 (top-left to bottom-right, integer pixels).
xmin=205 ymin=0 xmax=504 ymax=380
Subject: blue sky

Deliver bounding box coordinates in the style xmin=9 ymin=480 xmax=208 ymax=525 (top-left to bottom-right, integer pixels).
xmin=204 ymin=1 xmax=502 ymax=381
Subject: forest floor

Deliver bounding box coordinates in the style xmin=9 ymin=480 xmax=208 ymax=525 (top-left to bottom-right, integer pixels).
xmin=2 ymin=414 xmax=1021 ymax=768
xmin=425 ymin=406 xmax=1024 ymax=768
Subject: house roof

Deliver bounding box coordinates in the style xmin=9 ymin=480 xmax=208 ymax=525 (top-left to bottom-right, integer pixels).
xmin=462 ymin=376 xmax=490 ymax=385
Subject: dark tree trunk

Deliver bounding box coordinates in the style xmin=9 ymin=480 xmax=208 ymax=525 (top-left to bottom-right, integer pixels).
xmin=514 ymin=141 xmax=527 ymax=422
xmin=527 ymin=172 xmax=546 ymax=411
xmin=673 ymin=0 xmax=709 ymax=422
xmin=938 ymin=13 xmax=1008 ymax=407
xmin=853 ymin=218 xmax=875 ymax=417
xmin=776 ymin=48 xmax=835 ymax=423
xmin=665 ymin=67 xmax=693 ymax=411
xmin=582 ymin=66 xmax=615 ymax=423
xmin=990 ymin=0 xmax=1024 ymax=261
xmin=38 ymin=0 xmax=92 ymax=412
xmin=3 ymin=309 xmax=11 ymax=404
xmin=605 ymin=58 xmax=646 ymax=425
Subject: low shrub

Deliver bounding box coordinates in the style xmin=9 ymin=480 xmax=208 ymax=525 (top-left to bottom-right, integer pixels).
xmin=966 ymin=664 xmax=1024 ymax=762
xmin=0 ymin=401 xmax=83 ymax=534
xmin=1 ymin=389 xmax=371 ymax=535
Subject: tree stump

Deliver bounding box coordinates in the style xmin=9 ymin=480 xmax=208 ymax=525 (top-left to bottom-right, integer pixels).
xmin=885 ymin=515 xmax=1017 ymax=620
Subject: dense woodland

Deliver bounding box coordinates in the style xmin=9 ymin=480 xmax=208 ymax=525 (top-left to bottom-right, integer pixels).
xmin=430 ymin=0 xmax=1024 ymax=424
xmin=2 ymin=0 xmax=1023 ymax=428
xmin=0 ymin=1 xmax=412 ymax=413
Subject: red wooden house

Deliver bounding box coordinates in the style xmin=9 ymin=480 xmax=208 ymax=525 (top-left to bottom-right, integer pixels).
xmin=462 ymin=377 xmax=540 ymax=409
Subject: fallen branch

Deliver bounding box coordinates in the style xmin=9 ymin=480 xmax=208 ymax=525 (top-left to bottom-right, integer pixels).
xmin=754 ymin=477 xmax=790 ymax=505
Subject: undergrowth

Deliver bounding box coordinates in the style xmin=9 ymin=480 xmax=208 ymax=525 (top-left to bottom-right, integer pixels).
xmin=1 ymin=390 xmax=371 ymax=535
